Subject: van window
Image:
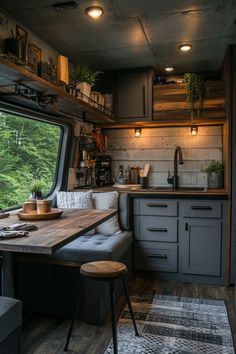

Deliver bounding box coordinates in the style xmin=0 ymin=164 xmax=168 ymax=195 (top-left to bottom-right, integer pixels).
xmin=0 ymin=111 xmax=62 ymax=210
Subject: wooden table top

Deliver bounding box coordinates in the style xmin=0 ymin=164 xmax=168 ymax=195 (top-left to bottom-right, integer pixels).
xmin=0 ymin=208 xmax=117 ymax=254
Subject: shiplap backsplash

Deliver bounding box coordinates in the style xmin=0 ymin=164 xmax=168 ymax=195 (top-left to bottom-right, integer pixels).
xmin=104 ymin=126 xmax=223 ymax=187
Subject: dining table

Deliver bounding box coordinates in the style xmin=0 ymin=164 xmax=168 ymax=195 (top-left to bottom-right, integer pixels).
xmin=0 ymin=208 xmax=117 ymax=297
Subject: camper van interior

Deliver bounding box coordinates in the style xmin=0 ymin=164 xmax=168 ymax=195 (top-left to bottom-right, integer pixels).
xmin=0 ymin=1 xmax=236 ymax=353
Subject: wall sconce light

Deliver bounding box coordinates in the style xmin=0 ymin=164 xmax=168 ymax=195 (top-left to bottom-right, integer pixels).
xmin=134 ymin=128 xmax=142 ymax=138
xmin=191 ymin=126 xmax=198 ymax=136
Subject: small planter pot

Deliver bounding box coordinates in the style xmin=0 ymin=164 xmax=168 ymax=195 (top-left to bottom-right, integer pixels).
xmin=207 ymin=172 xmax=223 ymax=189
xmin=76 ymin=82 xmax=91 ymax=101
xmin=36 ymin=200 xmax=52 ymax=214
xmin=22 ymin=201 xmax=37 ymax=214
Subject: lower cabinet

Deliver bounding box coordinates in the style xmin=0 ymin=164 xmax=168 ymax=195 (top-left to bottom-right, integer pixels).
xmin=180 ymin=219 xmax=222 ymax=276
xmin=133 ymin=197 xmax=227 ymax=284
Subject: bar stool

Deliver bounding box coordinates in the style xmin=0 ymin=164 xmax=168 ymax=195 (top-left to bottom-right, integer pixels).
xmin=64 ymin=260 xmax=139 ymax=353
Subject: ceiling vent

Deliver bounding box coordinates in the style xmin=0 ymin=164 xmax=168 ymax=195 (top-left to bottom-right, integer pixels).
xmin=53 ymin=1 xmax=77 ymax=11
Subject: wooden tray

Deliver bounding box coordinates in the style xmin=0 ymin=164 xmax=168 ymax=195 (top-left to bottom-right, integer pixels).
xmin=17 ymin=208 xmax=63 ymax=221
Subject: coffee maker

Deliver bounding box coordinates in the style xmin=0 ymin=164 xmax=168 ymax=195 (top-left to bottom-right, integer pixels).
xmin=95 ymin=155 xmax=112 ymax=186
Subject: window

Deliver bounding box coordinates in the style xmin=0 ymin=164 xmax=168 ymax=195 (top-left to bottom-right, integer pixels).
xmin=0 ymin=111 xmax=62 ymax=210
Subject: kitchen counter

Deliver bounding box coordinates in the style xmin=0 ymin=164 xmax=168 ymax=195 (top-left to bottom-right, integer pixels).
xmin=75 ymin=186 xmax=228 ymax=200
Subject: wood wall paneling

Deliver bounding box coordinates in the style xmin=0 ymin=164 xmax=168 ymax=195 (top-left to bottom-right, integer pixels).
xmin=104 ymin=125 xmax=223 ymax=187
xmin=153 ymin=82 xmax=225 ymax=120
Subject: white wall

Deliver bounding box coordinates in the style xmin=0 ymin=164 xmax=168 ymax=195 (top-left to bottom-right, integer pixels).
xmin=104 ymin=125 xmax=223 ymax=187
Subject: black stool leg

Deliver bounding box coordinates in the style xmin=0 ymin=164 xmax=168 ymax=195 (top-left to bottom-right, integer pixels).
xmin=64 ymin=276 xmax=84 ymax=351
xmin=122 ymin=277 xmax=139 ymax=337
xmin=109 ymin=279 xmax=118 ymax=354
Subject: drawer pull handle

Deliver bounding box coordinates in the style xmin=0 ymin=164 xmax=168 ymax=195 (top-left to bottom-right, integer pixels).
xmin=191 ymin=206 xmax=212 ymax=210
xmin=147 ymin=227 xmax=167 ymax=232
xmin=148 ymin=254 xmax=167 ymax=259
xmin=147 ymin=203 xmax=168 ymax=208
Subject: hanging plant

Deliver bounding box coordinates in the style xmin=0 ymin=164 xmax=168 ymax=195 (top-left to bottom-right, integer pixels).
xmin=184 ymin=73 xmax=205 ymax=117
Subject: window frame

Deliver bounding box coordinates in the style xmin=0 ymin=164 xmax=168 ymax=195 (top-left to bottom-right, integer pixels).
xmin=0 ymin=101 xmax=74 ymax=211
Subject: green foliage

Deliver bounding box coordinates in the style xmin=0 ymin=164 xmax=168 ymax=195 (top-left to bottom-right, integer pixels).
xmin=0 ymin=112 xmax=61 ymax=210
xmin=30 ymin=180 xmax=44 ymax=193
xmin=204 ymin=161 xmax=224 ymax=175
xmin=184 ymin=73 xmax=205 ymax=111
xmin=70 ymin=64 xmax=103 ymax=86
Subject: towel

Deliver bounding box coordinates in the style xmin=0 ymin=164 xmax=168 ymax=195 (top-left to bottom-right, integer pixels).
xmin=0 ymin=222 xmax=38 ymax=232
xmin=0 ymin=222 xmax=38 ymax=239
xmin=0 ymin=231 xmax=29 ymax=239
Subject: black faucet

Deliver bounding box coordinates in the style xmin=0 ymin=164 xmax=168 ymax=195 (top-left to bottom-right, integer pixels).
xmin=167 ymin=146 xmax=184 ymax=189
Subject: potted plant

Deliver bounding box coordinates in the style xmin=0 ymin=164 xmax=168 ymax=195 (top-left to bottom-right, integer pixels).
xmin=70 ymin=64 xmax=103 ymax=99
xmin=184 ymin=73 xmax=205 ymax=118
xmin=204 ymin=161 xmax=224 ymax=188
xmin=29 ymin=180 xmax=44 ymax=200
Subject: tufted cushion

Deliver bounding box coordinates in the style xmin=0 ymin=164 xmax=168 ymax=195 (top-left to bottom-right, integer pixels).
xmin=0 ymin=297 xmax=22 ymax=343
xmin=56 ymin=190 xmax=94 ymax=235
xmin=51 ymin=231 xmax=132 ymax=263
xmin=92 ymin=191 xmax=120 ymax=235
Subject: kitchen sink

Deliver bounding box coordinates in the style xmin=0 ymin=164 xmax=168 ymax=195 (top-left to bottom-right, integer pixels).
xmin=145 ymin=186 xmax=207 ymax=192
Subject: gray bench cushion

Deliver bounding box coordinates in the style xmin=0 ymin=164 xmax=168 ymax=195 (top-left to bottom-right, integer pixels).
xmin=0 ymin=297 xmax=22 ymax=343
xmin=52 ymin=231 xmax=132 ymax=263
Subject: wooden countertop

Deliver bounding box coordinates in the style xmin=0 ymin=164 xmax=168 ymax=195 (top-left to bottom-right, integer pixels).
xmin=75 ymin=186 xmax=228 ymax=199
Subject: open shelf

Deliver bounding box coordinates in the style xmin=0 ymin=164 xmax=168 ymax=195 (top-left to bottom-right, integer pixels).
xmin=0 ymin=56 xmax=115 ymax=124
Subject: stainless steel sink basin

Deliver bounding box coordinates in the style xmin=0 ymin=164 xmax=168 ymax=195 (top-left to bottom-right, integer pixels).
xmin=145 ymin=186 xmax=207 ymax=192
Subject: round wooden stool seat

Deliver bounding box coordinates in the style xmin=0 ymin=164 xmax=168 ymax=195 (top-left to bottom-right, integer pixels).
xmin=80 ymin=261 xmax=127 ymax=279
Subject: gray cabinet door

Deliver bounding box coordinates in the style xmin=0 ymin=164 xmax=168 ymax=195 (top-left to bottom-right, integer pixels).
xmin=116 ymin=71 xmax=152 ymax=119
xmin=181 ymin=219 xmax=222 ymax=276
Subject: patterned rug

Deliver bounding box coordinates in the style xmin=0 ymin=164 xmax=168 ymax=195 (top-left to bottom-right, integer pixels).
xmin=105 ymin=293 xmax=235 ymax=354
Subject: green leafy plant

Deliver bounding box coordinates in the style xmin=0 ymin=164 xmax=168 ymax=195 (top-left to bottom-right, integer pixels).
xmin=30 ymin=180 xmax=44 ymax=194
xmin=184 ymin=73 xmax=205 ymax=113
xmin=203 ymin=161 xmax=224 ymax=175
xmin=70 ymin=64 xmax=103 ymax=87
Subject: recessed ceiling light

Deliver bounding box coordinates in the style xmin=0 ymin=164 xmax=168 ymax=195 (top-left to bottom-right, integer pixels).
xmin=86 ymin=6 xmax=103 ymax=18
xmin=179 ymin=44 xmax=192 ymax=52
xmin=165 ymin=67 xmax=174 ymax=72
xmin=53 ymin=1 xmax=77 ymax=11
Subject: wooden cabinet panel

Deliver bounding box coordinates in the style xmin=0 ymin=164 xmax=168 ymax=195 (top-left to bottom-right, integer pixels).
xmin=153 ymin=81 xmax=225 ymax=120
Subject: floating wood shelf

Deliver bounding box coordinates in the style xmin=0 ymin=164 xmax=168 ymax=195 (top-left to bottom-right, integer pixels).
xmin=153 ymin=82 xmax=226 ymax=120
xmin=0 ymin=57 xmax=115 ymax=124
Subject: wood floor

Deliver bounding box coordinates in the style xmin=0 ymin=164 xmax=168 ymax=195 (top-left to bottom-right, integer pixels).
xmin=22 ymin=276 xmax=236 ymax=354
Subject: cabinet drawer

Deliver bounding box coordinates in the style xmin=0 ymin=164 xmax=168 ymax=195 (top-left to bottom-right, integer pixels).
xmin=140 ymin=199 xmax=178 ymax=216
xmin=135 ymin=242 xmax=177 ymax=272
xmin=180 ymin=201 xmax=222 ymax=218
xmin=140 ymin=216 xmax=177 ymax=242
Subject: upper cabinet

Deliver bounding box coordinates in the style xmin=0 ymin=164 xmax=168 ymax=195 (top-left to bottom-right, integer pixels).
xmin=115 ymin=68 xmax=153 ymax=121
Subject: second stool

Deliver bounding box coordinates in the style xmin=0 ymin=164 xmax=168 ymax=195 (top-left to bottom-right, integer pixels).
xmin=64 ymin=260 xmax=139 ymax=353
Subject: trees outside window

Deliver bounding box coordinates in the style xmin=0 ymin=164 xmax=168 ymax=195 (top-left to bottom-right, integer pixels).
xmin=0 ymin=111 xmax=61 ymax=210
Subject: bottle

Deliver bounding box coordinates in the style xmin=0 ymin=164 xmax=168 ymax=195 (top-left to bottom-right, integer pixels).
xmin=118 ymin=165 xmax=125 ymax=184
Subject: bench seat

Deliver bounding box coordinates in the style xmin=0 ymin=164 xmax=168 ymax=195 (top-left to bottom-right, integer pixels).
xmin=52 ymin=231 xmax=132 ymax=262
